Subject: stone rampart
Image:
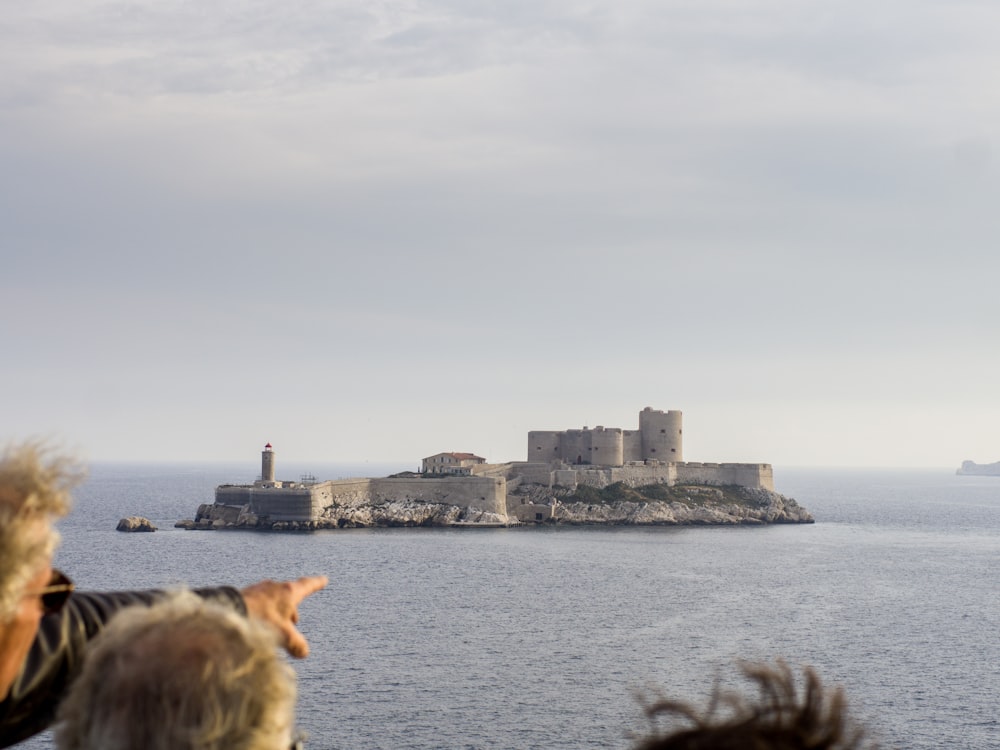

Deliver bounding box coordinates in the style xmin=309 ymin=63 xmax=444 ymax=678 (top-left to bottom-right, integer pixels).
xmin=470 ymin=463 xmax=513 ymax=479
xmin=501 ymin=461 xmax=772 ymax=492
xmin=217 ymin=476 xmax=507 ymax=523
xmin=368 ymin=477 xmax=506 ymax=515
xmin=250 ymin=488 xmax=317 ymax=521
xmin=574 ymin=468 xmax=615 ymax=488
xmin=674 ymin=463 xmax=774 ymax=491
xmin=608 ymin=464 xmax=677 ymax=486
xmin=504 ymin=462 xmax=555 ymax=485
xmin=215 ymin=486 xmax=253 ymax=506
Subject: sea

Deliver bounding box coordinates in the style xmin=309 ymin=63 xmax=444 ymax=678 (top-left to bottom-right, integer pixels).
xmin=16 ymin=463 xmax=1000 ymax=750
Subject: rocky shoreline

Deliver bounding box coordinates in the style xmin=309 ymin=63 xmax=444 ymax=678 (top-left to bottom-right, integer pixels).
xmin=175 ymin=483 xmax=812 ymax=531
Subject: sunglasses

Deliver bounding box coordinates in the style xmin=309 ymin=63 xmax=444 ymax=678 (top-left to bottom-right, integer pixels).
xmin=27 ymin=569 xmax=75 ymax=615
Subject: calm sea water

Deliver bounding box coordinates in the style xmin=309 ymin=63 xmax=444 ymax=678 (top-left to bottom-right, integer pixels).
xmin=17 ymin=463 xmax=1000 ymax=750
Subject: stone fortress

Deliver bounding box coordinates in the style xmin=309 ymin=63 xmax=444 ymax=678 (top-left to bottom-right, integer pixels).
xmin=531 ymin=406 xmax=685 ymax=465
xmin=199 ymin=408 xmax=775 ymax=527
xmin=525 ymin=406 xmax=772 ymax=490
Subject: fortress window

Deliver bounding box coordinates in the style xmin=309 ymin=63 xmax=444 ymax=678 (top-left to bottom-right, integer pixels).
xmin=650 ymin=448 xmax=656 ymax=453
xmin=671 ymin=448 xmax=676 ymax=453
xmin=660 ymin=429 xmax=666 ymax=433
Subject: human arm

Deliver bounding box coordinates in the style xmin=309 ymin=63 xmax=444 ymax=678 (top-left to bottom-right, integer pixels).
xmin=0 ymin=586 xmax=243 ymax=748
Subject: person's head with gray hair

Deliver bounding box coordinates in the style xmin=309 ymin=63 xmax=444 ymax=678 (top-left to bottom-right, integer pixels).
xmin=55 ymin=590 xmax=298 ymax=750
xmin=0 ymin=441 xmax=81 ymax=699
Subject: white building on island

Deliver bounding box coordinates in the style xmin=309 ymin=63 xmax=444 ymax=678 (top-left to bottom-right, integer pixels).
xmin=421 ymin=452 xmax=487 ymax=476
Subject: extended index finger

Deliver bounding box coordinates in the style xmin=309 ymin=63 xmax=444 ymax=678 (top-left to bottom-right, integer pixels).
xmin=288 ymin=575 xmax=329 ymax=604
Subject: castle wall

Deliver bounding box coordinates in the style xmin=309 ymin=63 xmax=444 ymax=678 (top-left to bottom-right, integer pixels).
xmin=527 ymin=408 xmax=684 ymax=466
xmin=215 ymin=485 xmax=318 ymax=522
xmin=590 ymin=427 xmax=624 ymax=467
xmin=215 ymin=486 xmax=253 ymax=507
xmin=308 ymin=479 xmax=371 ymax=508
xmin=528 ymin=431 xmax=562 ymax=461
xmin=249 ymin=487 xmax=317 ymax=521
xmin=218 ymin=476 xmax=508 ymax=522
xmin=470 ymin=463 xmax=513 ymax=479
xmin=621 ymin=430 xmax=642 ymax=462
xmin=608 ymin=464 xmax=677 ymax=487
xmin=573 ymin=467 xmax=615 ymax=488
xmin=674 ymin=463 xmax=774 ymax=491
xmin=539 ymin=462 xmax=771 ymax=491
xmin=561 ymin=429 xmax=591 ymax=464
xmin=552 ymin=469 xmax=578 ymax=487
xmin=506 ymin=462 xmax=557 ymax=485
xmin=368 ymin=477 xmax=506 ymax=516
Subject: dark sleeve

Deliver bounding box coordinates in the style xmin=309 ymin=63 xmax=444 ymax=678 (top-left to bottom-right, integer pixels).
xmin=0 ymin=586 xmax=245 ymax=748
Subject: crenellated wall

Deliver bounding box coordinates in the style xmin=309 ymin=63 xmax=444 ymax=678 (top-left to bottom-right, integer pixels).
xmin=529 ymin=407 xmax=684 ymax=465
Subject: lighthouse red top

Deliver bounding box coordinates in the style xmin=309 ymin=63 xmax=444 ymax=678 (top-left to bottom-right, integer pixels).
xmin=264 ymin=443 xmax=272 ymax=450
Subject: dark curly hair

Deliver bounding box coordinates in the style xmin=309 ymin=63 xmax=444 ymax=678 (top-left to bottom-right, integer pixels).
xmin=634 ymin=660 xmax=875 ymax=750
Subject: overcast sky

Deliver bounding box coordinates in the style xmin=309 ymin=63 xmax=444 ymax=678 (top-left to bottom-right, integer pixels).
xmin=2 ymin=0 xmax=998 ymax=470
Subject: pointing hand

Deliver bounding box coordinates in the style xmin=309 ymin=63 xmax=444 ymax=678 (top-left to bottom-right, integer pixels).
xmin=240 ymin=575 xmax=329 ymax=658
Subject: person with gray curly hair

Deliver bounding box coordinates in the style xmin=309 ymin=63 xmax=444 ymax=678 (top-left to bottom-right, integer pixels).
xmin=0 ymin=441 xmax=327 ymax=748
xmin=55 ymin=591 xmax=298 ymax=750
xmin=0 ymin=440 xmax=79 ymax=705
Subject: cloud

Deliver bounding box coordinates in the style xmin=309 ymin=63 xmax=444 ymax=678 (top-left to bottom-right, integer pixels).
xmin=1 ymin=1 xmax=998 ymax=464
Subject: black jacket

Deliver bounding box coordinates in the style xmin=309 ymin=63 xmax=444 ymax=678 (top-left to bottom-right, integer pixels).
xmin=0 ymin=587 xmax=245 ymax=748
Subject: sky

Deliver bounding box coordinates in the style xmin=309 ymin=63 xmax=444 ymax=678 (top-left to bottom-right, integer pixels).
xmin=2 ymin=0 xmax=998 ymax=469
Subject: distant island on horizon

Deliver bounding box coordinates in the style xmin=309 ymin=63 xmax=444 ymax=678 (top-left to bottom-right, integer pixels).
xmin=956 ymin=460 xmax=1000 ymax=476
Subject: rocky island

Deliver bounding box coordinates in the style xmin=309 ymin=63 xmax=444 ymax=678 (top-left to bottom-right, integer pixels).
xmin=117 ymin=516 xmax=157 ymax=532
xmin=176 ymin=408 xmax=814 ymax=530
xmin=956 ymin=460 xmax=1000 ymax=476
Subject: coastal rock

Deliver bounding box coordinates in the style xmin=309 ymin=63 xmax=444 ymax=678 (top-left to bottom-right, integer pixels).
xmin=510 ymin=483 xmax=813 ymax=526
xmin=179 ymin=484 xmax=812 ymax=530
xmin=178 ymin=499 xmax=508 ymax=530
xmin=319 ymin=501 xmax=507 ymax=528
xmin=116 ymin=516 xmax=157 ymax=532
xmin=552 ymin=496 xmax=811 ymax=525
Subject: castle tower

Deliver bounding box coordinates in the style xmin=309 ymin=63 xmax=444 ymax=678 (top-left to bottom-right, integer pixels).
xmin=590 ymin=426 xmax=624 ymax=466
xmin=261 ymin=443 xmax=275 ymax=483
xmin=639 ymin=407 xmax=683 ymax=462
xmin=528 ymin=430 xmax=562 ymax=461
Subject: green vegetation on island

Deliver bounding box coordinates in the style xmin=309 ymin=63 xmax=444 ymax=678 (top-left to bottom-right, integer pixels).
xmin=565 ymin=481 xmax=772 ymax=508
